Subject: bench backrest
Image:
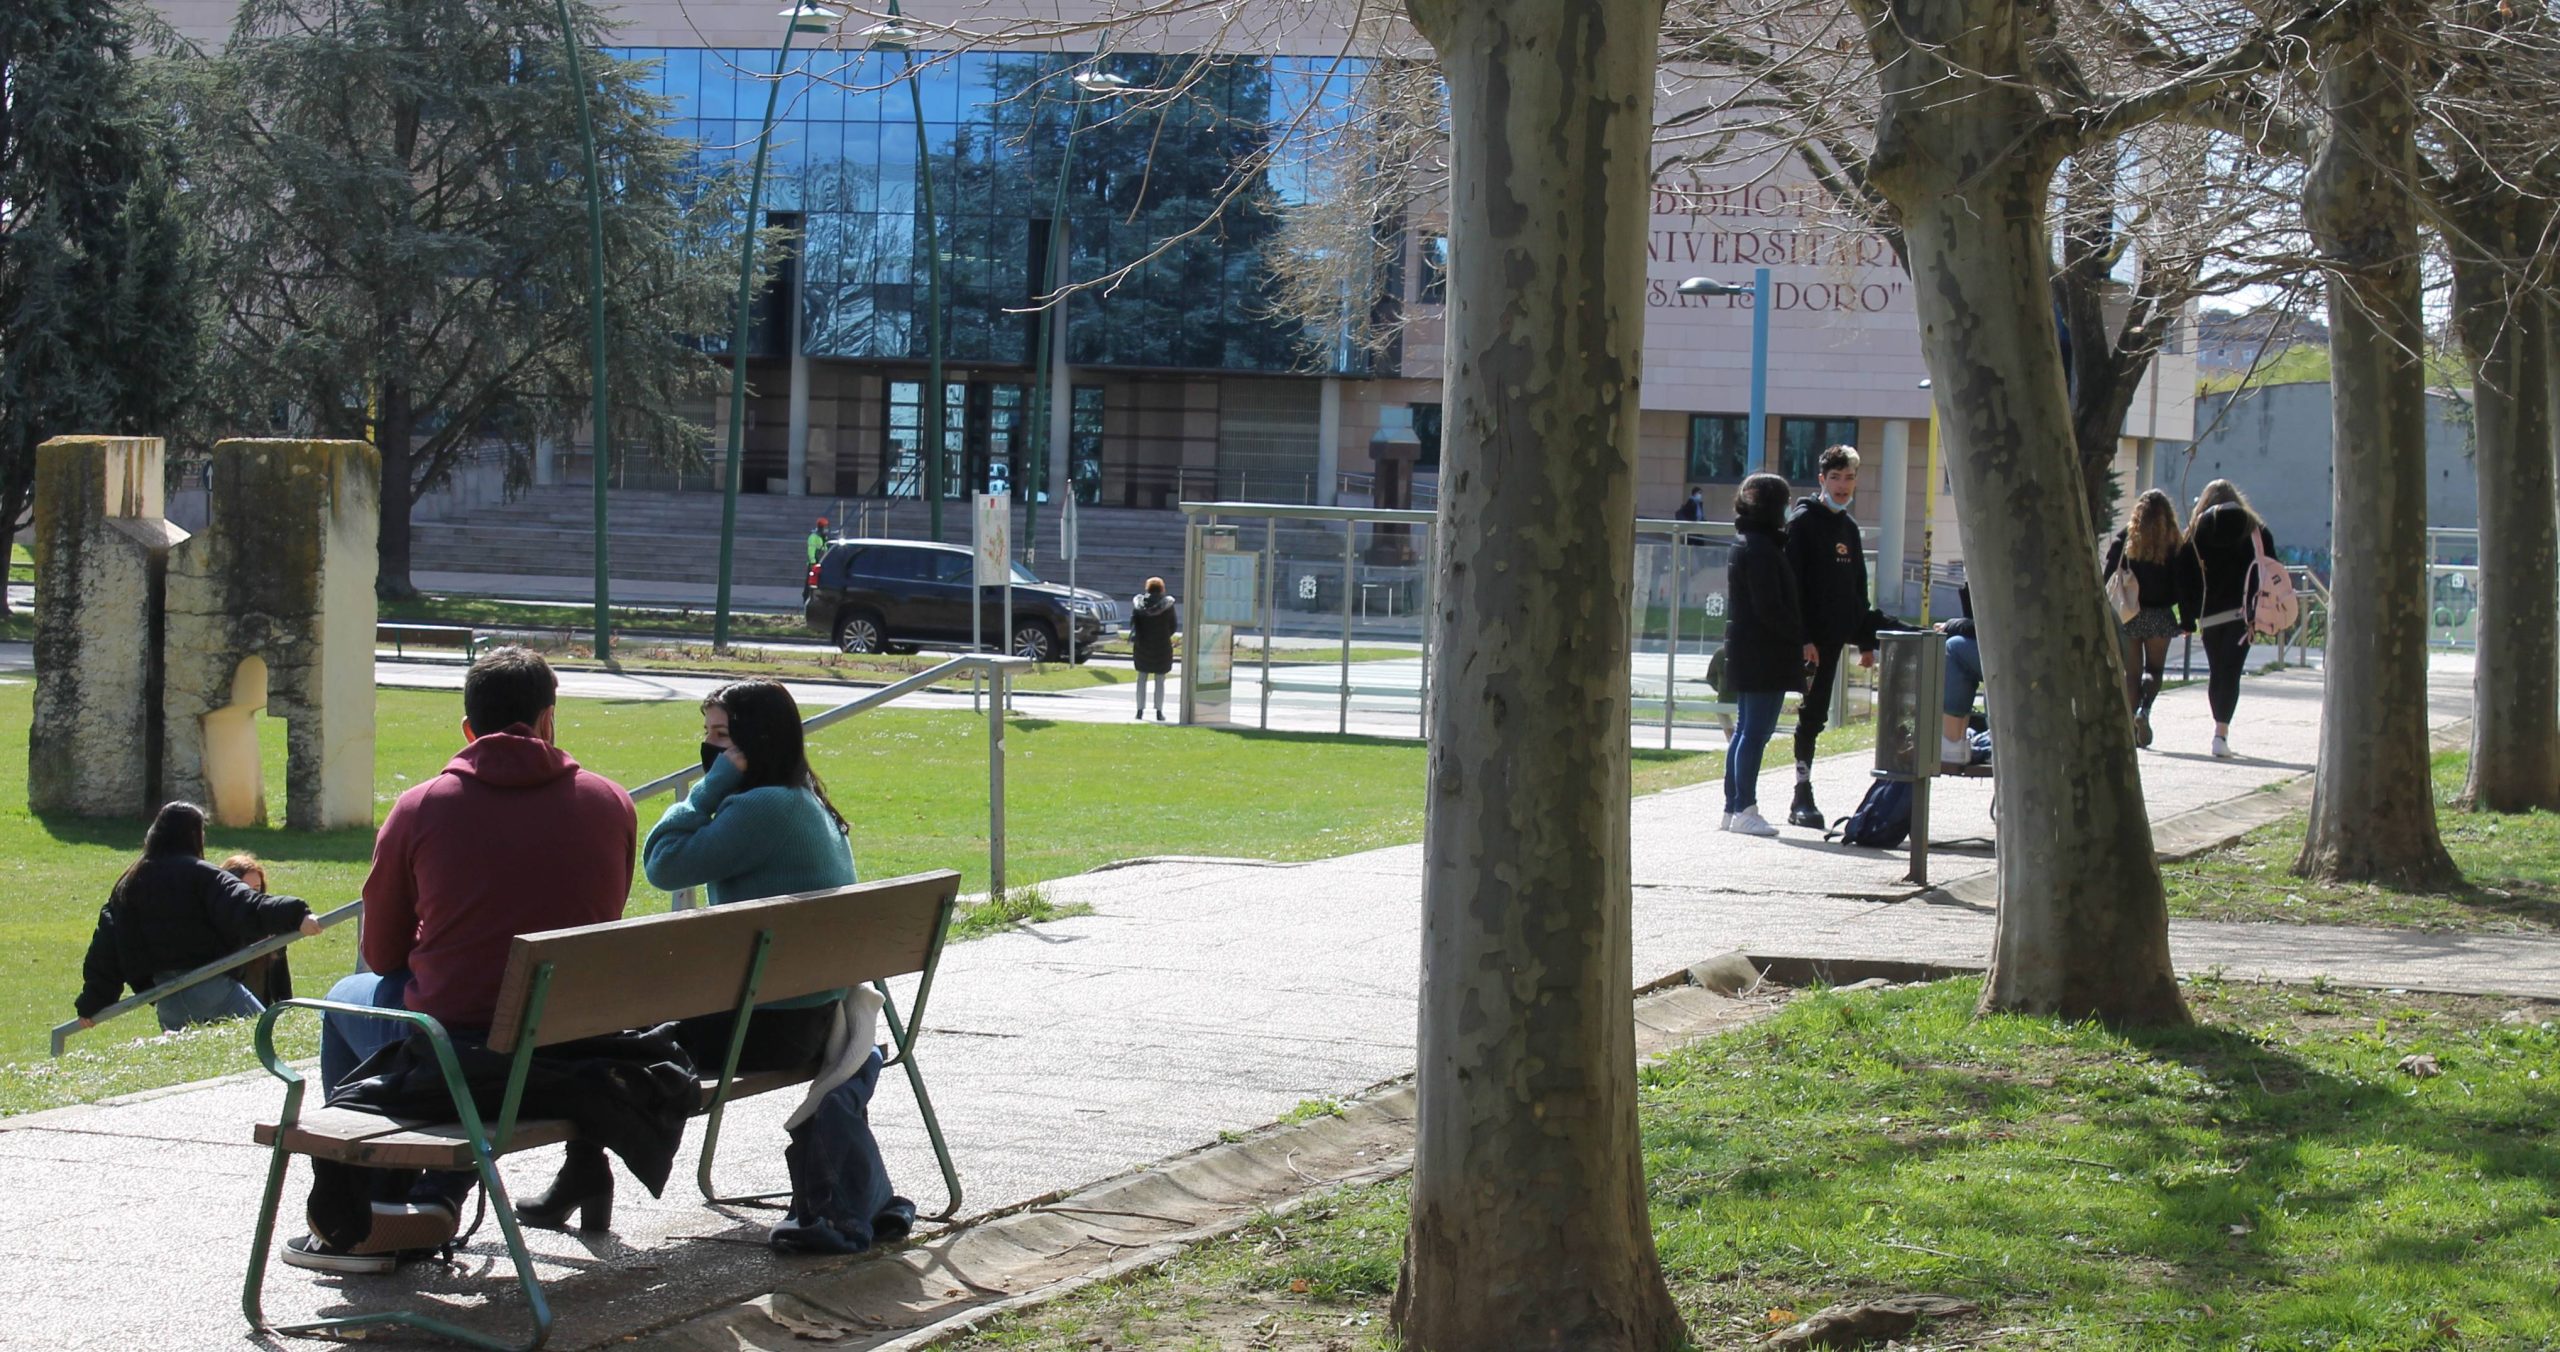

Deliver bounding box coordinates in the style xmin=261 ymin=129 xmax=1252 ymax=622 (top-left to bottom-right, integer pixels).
xmin=482 ymin=870 xmax=960 ymax=1053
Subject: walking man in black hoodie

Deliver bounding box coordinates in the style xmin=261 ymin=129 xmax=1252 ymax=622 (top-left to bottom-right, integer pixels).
xmin=1781 ymin=444 xmax=1879 ymax=827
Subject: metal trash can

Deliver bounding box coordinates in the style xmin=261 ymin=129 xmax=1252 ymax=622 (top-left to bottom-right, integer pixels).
xmin=1874 ymin=630 xmax=1946 ymax=782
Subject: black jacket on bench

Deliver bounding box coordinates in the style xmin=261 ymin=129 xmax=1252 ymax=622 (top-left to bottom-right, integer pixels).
xmin=328 ymin=1024 xmax=695 ymax=1182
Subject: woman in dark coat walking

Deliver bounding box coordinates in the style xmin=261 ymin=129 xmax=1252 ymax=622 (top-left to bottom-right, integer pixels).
xmin=2175 ymin=479 xmax=2278 ymax=759
xmin=2105 ymin=488 xmax=2187 ymax=748
xmin=75 ymin=802 xmax=317 ymax=1032
xmin=1128 ymin=576 xmax=1178 ymax=722
xmin=1721 ymin=474 xmax=1817 ymax=836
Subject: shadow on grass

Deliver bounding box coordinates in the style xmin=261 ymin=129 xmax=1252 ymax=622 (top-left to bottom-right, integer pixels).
xmin=32 ymin=809 xmax=379 ymax=864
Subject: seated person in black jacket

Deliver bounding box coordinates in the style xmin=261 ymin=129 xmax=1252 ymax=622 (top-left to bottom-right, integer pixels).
xmin=75 ymin=802 xmax=317 ymax=1032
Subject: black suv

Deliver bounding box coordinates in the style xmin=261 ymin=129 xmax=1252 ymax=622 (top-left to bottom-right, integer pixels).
xmin=804 ymin=538 xmax=1103 ymax=663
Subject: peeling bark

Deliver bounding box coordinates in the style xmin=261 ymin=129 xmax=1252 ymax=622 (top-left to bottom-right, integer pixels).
xmin=1391 ymin=2 xmax=1685 ymax=1349
xmin=2296 ymin=2 xmax=2459 ymax=886
xmin=2449 ymin=207 xmax=2560 ymax=812
xmin=1864 ymin=0 xmax=2186 ymax=1027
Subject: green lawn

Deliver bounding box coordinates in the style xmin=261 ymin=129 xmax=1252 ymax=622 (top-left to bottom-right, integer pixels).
xmin=2164 ymin=751 xmax=2560 ymax=934
xmin=0 ymin=677 xmax=1731 ymax=1095
xmin=381 ymin=592 xmax=806 ymax=641
xmin=938 ymin=977 xmax=2560 ymax=1351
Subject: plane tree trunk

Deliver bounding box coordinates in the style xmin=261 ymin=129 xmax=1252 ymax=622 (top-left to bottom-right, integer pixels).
xmin=1390 ymin=2 xmax=1686 ymax=1349
xmin=2296 ymin=3 xmax=2461 ymax=886
xmin=1861 ymin=0 xmax=2186 ymax=1026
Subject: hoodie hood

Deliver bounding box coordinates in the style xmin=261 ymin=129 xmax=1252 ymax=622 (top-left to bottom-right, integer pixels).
xmin=2190 ymin=501 xmax=2259 ymax=551
xmin=1134 ymin=593 xmax=1176 ymax=617
xmin=443 ymin=729 xmax=583 ymax=790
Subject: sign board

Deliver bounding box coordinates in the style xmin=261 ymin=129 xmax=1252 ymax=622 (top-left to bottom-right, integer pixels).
xmin=1061 ymin=494 xmax=1079 ymax=563
xmin=1201 ymin=553 xmax=1259 ymax=626
xmin=973 ymin=492 xmax=1011 ymax=585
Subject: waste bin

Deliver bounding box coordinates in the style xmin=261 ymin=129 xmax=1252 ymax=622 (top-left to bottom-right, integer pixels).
xmin=1873 ymin=630 xmax=1947 ymax=782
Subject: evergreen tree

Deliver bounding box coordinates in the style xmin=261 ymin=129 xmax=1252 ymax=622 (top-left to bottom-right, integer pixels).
xmin=180 ymin=0 xmax=745 ymax=597
xmin=0 ymin=0 xmax=204 ymax=614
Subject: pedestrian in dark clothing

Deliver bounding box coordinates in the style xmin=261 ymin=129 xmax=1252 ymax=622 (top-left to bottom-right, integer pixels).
xmin=2175 ymin=479 xmax=2277 ymax=759
xmin=1722 ymin=474 xmax=1816 ymax=836
xmin=219 ymin=854 xmax=296 ymax=1006
xmin=1129 ymin=576 xmax=1178 ymax=722
xmin=75 ymin=803 xmax=318 ymax=1032
xmin=2105 ymin=489 xmax=2187 ymax=748
xmin=1674 ymin=486 xmax=1707 ymax=526
xmin=1781 ymin=444 xmax=1879 ymax=827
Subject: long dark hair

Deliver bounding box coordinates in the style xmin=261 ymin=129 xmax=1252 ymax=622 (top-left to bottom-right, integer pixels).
xmin=111 ymin=802 xmax=209 ymax=909
xmin=705 ymin=680 xmax=848 ymax=834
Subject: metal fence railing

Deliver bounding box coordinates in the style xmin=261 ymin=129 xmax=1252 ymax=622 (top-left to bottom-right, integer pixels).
xmin=49 ymin=653 xmax=1030 ymax=1056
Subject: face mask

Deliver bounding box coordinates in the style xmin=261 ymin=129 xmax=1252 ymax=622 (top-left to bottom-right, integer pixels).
xmin=700 ymin=742 xmax=724 ymax=772
xmin=1825 ymin=490 xmax=1854 ymax=511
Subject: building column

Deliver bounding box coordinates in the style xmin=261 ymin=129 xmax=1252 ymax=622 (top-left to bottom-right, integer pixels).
xmin=1316 ymin=377 xmax=1343 ymax=507
xmin=533 ymin=432 xmax=556 ymax=487
xmin=1876 ymin=418 xmax=1910 ymax=615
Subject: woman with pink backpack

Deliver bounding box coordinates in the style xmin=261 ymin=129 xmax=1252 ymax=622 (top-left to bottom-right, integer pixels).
xmin=2175 ymin=479 xmax=2280 ymax=759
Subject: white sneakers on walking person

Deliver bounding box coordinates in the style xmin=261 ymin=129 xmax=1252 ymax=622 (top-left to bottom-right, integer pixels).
xmin=1722 ymin=807 xmax=1780 ymax=837
xmin=2211 ymin=734 xmax=2235 ymax=759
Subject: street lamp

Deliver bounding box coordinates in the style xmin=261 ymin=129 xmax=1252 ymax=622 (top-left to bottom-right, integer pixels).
xmin=552 ymin=0 xmax=614 ymax=662
xmin=863 ymin=5 xmax=946 ymax=544
xmin=1917 ymin=377 xmax=1941 ymax=625
xmin=1019 ymin=61 xmax=1129 ymax=569
xmin=1679 ymin=267 xmax=1772 ymax=476
xmin=713 ymin=1 xmax=843 ymax=651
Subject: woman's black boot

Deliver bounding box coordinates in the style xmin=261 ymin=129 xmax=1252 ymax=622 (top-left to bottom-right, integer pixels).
xmin=517 ymin=1141 xmax=614 ymax=1233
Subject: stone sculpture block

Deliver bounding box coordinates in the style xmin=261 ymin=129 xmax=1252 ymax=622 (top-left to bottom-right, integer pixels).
xmin=162 ymin=439 xmax=380 ymax=830
xmin=29 ymin=437 xmax=188 ymax=817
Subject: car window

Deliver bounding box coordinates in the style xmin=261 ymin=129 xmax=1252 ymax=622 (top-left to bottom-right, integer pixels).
xmin=929 ymin=552 xmax=976 ymax=584
xmin=822 ymin=545 xmax=868 ymax=584
xmin=846 ymin=547 xmax=910 ymax=582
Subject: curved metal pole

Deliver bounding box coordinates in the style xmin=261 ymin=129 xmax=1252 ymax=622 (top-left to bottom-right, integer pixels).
xmin=715 ymin=22 xmax=811 ymax=650
xmin=556 ymin=0 xmax=612 ymax=663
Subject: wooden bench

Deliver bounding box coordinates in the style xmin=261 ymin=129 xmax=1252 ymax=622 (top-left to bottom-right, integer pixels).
xmin=377 ymin=622 xmax=486 ymax=660
xmin=243 ymin=870 xmax=963 ymax=1352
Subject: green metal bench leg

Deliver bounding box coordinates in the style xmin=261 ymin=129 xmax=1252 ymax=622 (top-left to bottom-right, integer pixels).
xmin=696 ymin=1093 xmax=793 ymax=1208
xmin=698 ymin=930 xmax=791 ymax=1208
xmin=242 ymin=998 xmax=556 ymax=1352
xmin=878 ymin=988 xmax=962 ymax=1223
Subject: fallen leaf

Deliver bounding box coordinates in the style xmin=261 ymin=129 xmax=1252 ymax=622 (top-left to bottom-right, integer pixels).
xmin=1289 ymin=1277 xmax=1311 ymax=1294
xmin=1767 ymin=1308 xmax=1798 ymax=1325
xmin=2398 ymin=1053 xmax=2442 ymax=1079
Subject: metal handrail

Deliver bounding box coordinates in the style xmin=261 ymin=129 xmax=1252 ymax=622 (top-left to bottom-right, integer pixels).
xmin=51 ymin=652 xmax=1032 ymax=1055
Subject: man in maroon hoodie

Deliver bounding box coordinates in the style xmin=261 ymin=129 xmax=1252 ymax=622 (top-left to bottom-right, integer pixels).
xmin=285 ymin=646 xmax=635 ymax=1273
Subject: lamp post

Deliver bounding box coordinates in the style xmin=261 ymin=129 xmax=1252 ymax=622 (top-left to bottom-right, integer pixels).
xmin=1678 ymin=266 xmax=1772 ymax=473
xmin=1020 ymin=65 xmax=1128 ymax=564
xmin=553 ymin=0 xmax=614 ymax=662
xmin=713 ymin=2 xmax=842 ymax=652
xmin=863 ymin=5 xmax=945 ymax=542
xmin=1917 ymin=377 xmax=1941 ymax=625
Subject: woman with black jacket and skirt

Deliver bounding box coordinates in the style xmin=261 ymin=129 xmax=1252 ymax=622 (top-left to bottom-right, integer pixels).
xmin=2105 ymin=489 xmax=2187 ymax=748
xmin=1721 ymin=473 xmax=1817 ymax=837
xmin=2176 ymin=479 xmax=2278 ymax=759
xmin=75 ymin=802 xmax=317 ymax=1031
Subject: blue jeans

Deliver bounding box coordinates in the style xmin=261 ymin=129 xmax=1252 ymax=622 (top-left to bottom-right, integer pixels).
xmin=1724 ymin=691 xmax=1785 ymax=815
xmin=1943 ymin=635 xmax=1983 ymax=719
xmin=319 ymin=969 xmax=415 ymax=1096
xmin=152 ymin=972 xmax=262 ymax=1032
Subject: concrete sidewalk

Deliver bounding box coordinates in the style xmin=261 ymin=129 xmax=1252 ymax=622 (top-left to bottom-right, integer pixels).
xmin=0 ymin=655 xmax=2532 ymax=1351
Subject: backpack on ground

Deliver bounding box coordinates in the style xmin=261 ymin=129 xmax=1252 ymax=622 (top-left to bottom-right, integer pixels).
xmin=2244 ymin=531 xmax=2300 ymax=638
xmin=1830 ymin=779 xmax=1914 ymax=849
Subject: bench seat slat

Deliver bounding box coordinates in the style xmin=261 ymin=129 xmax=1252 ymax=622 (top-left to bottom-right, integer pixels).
xmin=254 ymin=1108 xmax=577 ymax=1169
xmin=253 ymin=1068 xmax=819 ymax=1167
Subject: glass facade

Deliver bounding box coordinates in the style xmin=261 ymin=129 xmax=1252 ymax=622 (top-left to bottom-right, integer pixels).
xmin=1779 ymin=416 xmax=1860 ymax=482
xmin=622 ymin=46 xmax=1366 ymax=373
xmin=1687 ymin=414 xmax=1749 ymax=482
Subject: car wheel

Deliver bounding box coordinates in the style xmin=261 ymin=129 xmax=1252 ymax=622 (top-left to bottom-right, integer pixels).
xmin=1011 ymin=621 xmax=1058 ymax=663
xmin=835 ymin=610 xmax=887 ymax=655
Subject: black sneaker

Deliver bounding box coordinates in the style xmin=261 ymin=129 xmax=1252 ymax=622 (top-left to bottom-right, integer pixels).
xmin=281 ymin=1234 xmax=394 ymax=1276
xmin=1786 ymin=782 xmax=1824 ymax=829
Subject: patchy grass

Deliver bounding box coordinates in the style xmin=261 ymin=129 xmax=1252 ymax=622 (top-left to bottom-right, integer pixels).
xmin=2165 ymin=751 xmax=2560 ymax=934
xmin=948 ymin=884 xmax=1093 ymax=943
xmin=938 ymin=978 xmax=2560 ymax=1351
xmin=0 ymin=1014 xmax=318 ymax=1118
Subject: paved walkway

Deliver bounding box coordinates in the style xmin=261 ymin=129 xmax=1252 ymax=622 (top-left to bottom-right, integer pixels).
xmin=1 ymin=654 xmax=2538 ymax=1351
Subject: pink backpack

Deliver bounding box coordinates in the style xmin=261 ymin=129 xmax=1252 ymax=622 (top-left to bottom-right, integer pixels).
xmin=2244 ymin=530 xmax=2299 ymax=638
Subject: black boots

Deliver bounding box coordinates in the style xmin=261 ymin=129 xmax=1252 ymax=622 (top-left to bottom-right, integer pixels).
xmin=1787 ymin=780 xmax=1823 ymax=829
xmin=517 ymin=1141 xmax=614 ymax=1233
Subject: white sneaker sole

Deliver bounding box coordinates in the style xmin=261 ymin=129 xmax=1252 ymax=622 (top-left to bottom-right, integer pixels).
xmin=281 ymin=1237 xmax=396 ymax=1275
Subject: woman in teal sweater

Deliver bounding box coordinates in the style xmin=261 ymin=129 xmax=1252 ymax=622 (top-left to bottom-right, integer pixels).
xmin=518 ymin=679 xmax=864 ymax=1234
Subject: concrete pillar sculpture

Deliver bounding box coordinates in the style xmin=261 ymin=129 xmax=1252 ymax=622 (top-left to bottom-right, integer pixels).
xmin=28 ymin=437 xmax=190 ymax=816
xmin=162 ymin=439 xmax=380 ymax=830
